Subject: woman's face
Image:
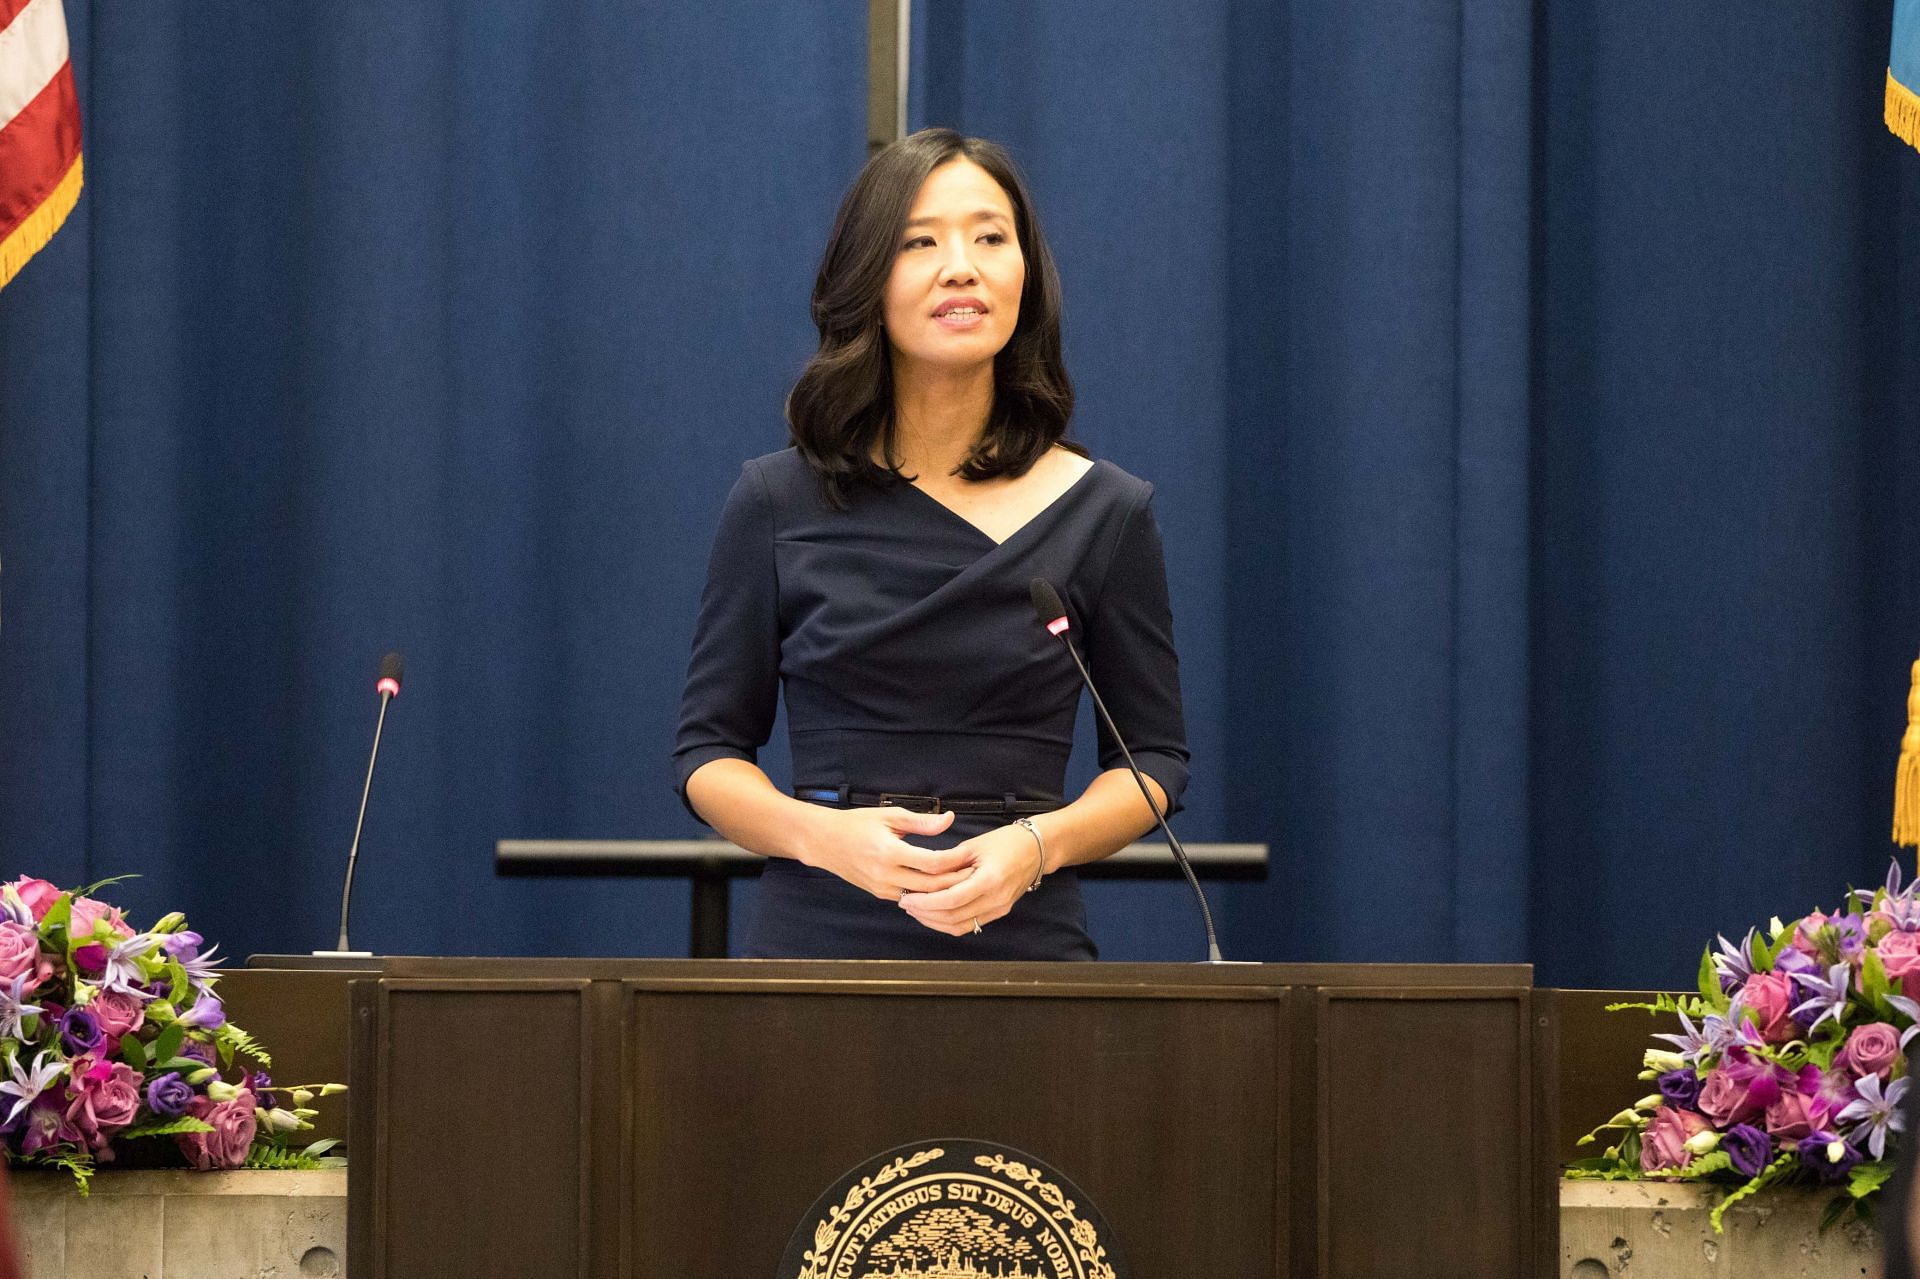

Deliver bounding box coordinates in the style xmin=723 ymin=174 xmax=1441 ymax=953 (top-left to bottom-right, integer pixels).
xmin=882 ymin=157 xmax=1025 ymax=374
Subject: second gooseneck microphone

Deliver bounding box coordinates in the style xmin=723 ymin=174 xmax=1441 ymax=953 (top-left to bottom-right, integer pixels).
xmin=1030 ymin=578 xmax=1224 ymax=963
xmin=320 ymin=651 xmax=404 ymax=957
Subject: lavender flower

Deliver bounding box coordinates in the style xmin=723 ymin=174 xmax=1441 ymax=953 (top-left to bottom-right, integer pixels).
xmin=1712 ymin=930 xmax=1757 ymax=994
xmin=0 ymin=1049 xmax=68 ymax=1125
xmin=1858 ymin=860 xmax=1920 ymax=930
xmin=1789 ymin=962 xmax=1855 ymax=1035
xmin=1651 ymin=1007 xmax=1712 ymax=1062
xmin=0 ymin=973 xmax=43 ymax=1040
xmin=178 ymin=995 xmax=225 ymax=1031
xmin=1835 ymin=1074 xmax=1908 ymax=1160
xmin=177 ymin=941 xmax=223 ymax=1000
xmin=0 ymin=886 xmax=32 ymax=929
xmin=1888 ymin=994 xmax=1920 ymax=1051
xmin=1722 ymin=1124 xmax=1772 ymax=1178
xmin=145 ymin=1072 xmax=194 ymax=1119
xmin=98 ymin=931 xmax=164 ymax=1000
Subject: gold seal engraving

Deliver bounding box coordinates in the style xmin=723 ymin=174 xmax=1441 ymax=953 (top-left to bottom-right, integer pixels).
xmin=788 ymin=1142 xmax=1122 ymax=1279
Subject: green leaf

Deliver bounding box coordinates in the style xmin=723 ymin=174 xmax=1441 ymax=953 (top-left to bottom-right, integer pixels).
xmin=301 ymin=1138 xmax=340 ymax=1159
xmin=118 ymin=1116 xmax=215 ymax=1139
xmin=1849 ymin=1160 xmax=1895 ymax=1200
xmin=1698 ymin=946 xmax=1722 ymax=1006
xmin=73 ymin=873 xmax=139 ymax=899
xmin=1819 ymin=1194 xmax=1852 ymax=1233
xmin=155 ymin=1056 xmax=208 ymax=1073
xmin=117 ymin=1033 xmax=146 ymax=1071
xmin=219 ymin=1023 xmax=271 ymax=1068
xmin=1671 ymin=1151 xmax=1734 ymax=1181
xmin=153 ymin=1022 xmax=185 ymax=1065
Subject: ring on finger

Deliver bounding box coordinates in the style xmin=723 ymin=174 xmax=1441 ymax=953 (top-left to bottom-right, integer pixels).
xmin=971 ymin=917 xmax=982 ymax=936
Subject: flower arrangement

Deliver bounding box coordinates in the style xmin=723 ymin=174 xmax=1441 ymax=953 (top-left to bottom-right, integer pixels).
xmin=1570 ymin=861 xmax=1920 ymax=1231
xmin=0 ymin=875 xmax=343 ymax=1191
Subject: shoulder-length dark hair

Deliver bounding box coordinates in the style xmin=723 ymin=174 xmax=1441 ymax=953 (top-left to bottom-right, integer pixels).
xmin=785 ymin=128 xmax=1078 ymax=509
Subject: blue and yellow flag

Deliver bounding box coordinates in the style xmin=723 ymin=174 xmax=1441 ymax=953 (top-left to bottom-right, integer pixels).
xmin=1894 ymin=0 xmax=1920 ymax=153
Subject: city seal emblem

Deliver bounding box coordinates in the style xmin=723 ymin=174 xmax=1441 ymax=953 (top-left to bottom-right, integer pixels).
xmin=777 ymin=1139 xmax=1127 ymax=1279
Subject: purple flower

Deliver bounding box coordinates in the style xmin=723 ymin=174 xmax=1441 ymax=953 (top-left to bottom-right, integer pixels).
xmin=145 ymin=1072 xmax=194 ymax=1119
xmin=0 ymin=973 xmax=44 ymax=1041
xmin=1658 ymin=1069 xmax=1703 ymax=1110
xmin=1713 ymin=930 xmax=1757 ymax=994
xmin=0 ymin=1049 xmax=69 ymax=1126
xmin=1789 ymin=963 xmax=1854 ymax=1035
xmin=177 ymin=1039 xmax=215 ymax=1066
xmin=162 ymin=929 xmax=204 ymax=958
xmin=58 ymin=1005 xmax=103 ymax=1054
xmin=1797 ymin=1130 xmax=1864 ymax=1183
xmin=247 ymin=1070 xmax=272 ymax=1097
xmin=1774 ymin=947 xmax=1820 ymax=977
xmin=1835 ymin=1074 xmax=1908 ymax=1160
xmin=178 ymin=994 xmax=225 ymax=1031
xmin=1723 ymin=1123 xmax=1772 ymax=1178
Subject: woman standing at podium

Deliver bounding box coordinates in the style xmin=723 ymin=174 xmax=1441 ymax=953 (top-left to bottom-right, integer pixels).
xmin=673 ymin=129 xmax=1188 ymax=960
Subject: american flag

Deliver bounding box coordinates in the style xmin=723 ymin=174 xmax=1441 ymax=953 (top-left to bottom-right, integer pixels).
xmin=0 ymin=0 xmax=82 ymax=292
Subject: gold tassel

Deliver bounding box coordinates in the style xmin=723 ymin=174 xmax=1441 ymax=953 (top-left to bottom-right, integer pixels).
xmin=1891 ymin=69 xmax=1920 ymax=155
xmin=0 ymin=154 xmax=84 ymax=292
xmin=1897 ymin=656 xmax=1920 ymax=850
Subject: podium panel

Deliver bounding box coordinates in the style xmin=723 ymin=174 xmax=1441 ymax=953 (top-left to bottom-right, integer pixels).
xmin=345 ymin=960 xmax=1546 ymax=1278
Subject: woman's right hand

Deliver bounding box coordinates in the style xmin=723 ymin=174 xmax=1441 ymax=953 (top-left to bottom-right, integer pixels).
xmin=797 ymin=806 xmax=974 ymax=901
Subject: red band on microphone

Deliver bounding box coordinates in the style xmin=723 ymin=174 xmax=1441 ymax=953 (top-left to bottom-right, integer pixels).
xmin=1046 ymin=617 xmax=1070 ymax=636
xmin=376 ymin=678 xmax=400 ymax=698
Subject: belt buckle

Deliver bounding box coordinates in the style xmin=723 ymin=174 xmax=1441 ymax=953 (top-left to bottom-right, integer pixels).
xmin=877 ymin=792 xmax=942 ymax=814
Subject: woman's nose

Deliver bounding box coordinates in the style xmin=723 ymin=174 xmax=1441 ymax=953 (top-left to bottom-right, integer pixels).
xmin=938 ymin=240 xmax=978 ymax=285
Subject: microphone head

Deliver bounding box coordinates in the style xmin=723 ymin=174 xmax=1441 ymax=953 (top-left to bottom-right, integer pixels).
xmin=1029 ymin=579 xmax=1070 ymax=636
xmin=377 ymin=651 xmax=404 ymax=698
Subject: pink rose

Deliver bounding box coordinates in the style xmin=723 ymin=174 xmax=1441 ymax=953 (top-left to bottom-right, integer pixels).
xmin=63 ymin=1055 xmax=143 ymax=1151
xmin=1878 ymin=930 xmax=1920 ymax=997
xmin=1640 ymin=1106 xmax=1712 ymax=1172
xmin=0 ymin=921 xmax=52 ymax=989
xmin=176 ymin=1090 xmax=256 ymax=1170
xmin=1838 ymin=1022 xmax=1901 ymax=1078
xmin=68 ymin=896 xmax=130 ymax=942
xmin=87 ymin=990 xmax=146 ymax=1041
xmin=1764 ymin=1087 xmax=1829 ymax=1141
xmin=1698 ymin=1066 xmax=1767 ymax=1127
xmin=4 ymin=877 xmax=60 ymax=922
xmin=1740 ymin=971 xmax=1799 ymax=1043
xmin=1789 ymin=915 xmax=1824 ymax=954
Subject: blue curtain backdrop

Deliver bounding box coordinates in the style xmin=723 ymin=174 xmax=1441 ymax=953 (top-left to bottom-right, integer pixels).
xmin=2 ymin=2 xmax=1915 ymax=985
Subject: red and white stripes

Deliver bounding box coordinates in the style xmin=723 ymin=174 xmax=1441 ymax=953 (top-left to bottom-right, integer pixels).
xmin=0 ymin=0 xmax=82 ymax=290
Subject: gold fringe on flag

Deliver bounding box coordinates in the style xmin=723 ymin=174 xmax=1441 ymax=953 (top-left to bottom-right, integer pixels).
xmin=1891 ymin=68 xmax=1920 ymax=154
xmin=0 ymin=153 xmax=84 ymax=292
xmin=1897 ymin=656 xmax=1920 ymax=850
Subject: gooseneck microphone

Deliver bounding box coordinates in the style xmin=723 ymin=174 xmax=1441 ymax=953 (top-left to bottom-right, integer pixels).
xmin=1030 ymin=579 xmax=1224 ymax=963
xmin=318 ymin=652 xmax=403 ymax=957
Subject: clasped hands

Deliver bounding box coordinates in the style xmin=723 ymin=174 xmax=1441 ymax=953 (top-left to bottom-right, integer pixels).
xmin=798 ymin=806 xmax=1042 ymax=937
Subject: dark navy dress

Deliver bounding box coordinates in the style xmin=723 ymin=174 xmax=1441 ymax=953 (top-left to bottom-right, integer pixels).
xmin=673 ymin=446 xmax=1189 ymax=960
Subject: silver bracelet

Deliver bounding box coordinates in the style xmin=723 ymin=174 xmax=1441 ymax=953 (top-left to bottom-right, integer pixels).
xmin=1014 ymin=817 xmax=1046 ymax=892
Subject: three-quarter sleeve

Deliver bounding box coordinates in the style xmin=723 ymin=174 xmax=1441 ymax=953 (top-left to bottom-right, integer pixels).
xmin=672 ymin=460 xmax=781 ymax=821
xmin=1084 ymin=485 xmax=1191 ymax=815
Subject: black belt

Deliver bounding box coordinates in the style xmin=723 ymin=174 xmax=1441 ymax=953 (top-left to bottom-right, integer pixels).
xmin=794 ymin=786 xmax=1056 ymax=817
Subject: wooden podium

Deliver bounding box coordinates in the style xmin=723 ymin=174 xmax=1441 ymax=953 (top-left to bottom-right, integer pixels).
xmin=340 ymin=958 xmax=1552 ymax=1278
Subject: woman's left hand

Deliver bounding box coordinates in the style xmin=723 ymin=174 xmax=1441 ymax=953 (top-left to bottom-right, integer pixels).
xmin=897 ymin=822 xmax=1043 ymax=937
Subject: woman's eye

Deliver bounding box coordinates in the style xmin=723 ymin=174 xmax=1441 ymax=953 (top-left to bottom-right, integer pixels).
xmin=979 ymin=233 xmax=1006 ymax=245
xmin=902 ymin=236 xmax=933 ymax=250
